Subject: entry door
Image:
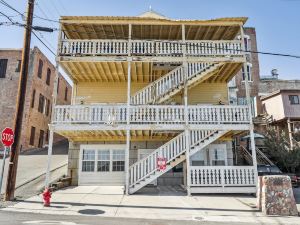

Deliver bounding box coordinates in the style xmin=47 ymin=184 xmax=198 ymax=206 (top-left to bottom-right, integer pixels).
xmin=138 ymin=149 xmax=157 ymax=186
xmin=79 ymin=144 xmax=126 ymax=186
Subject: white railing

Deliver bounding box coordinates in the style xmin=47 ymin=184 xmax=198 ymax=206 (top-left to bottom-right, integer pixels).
xmin=190 ymin=166 xmax=256 ymax=187
xmin=188 ymin=105 xmax=250 ymax=124
xmin=129 ymin=130 xmax=215 ymax=187
xmin=52 ymin=105 xmax=250 ymax=125
xmin=131 ymin=63 xmax=213 ymax=105
xmin=59 ymin=39 xmax=243 ymax=57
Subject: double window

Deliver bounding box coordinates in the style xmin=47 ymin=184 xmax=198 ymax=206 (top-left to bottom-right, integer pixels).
xmin=242 ymin=63 xmax=252 ymax=82
xmin=81 ymin=148 xmax=125 ymax=173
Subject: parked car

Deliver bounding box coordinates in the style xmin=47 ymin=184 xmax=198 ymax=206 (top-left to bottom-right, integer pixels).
xmin=257 ymin=165 xmax=298 ymax=188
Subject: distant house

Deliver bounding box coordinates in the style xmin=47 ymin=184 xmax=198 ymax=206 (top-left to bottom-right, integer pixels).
xmin=0 ymin=47 xmax=71 ymax=151
xmin=49 ymin=11 xmax=257 ymax=195
xmin=261 ymin=89 xmax=300 ymax=148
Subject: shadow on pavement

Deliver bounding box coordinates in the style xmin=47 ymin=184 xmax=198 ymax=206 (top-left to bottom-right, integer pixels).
xmin=17 ymin=199 xmax=259 ymax=212
xmin=21 ymin=140 xmax=68 ymax=156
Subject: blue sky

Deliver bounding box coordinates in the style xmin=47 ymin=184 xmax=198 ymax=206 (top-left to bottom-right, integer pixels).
xmin=0 ymin=0 xmax=300 ymax=80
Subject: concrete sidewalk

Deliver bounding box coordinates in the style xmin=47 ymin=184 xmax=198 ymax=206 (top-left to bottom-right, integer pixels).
xmin=2 ymin=186 xmax=300 ymax=224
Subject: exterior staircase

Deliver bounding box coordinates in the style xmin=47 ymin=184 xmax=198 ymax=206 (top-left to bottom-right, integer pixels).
xmin=237 ymin=146 xmax=274 ymax=166
xmin=128 ymin=129 xmax=227 ymax=194
xmin=131 ymin=62 xmax=223 ymax=105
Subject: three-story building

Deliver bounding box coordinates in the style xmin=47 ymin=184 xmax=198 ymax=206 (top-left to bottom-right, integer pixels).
xmin=49 ymin=11 xmax=258 ymax=195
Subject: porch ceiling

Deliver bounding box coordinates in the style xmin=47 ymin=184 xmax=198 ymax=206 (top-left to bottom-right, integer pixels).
xmin=56 ymin=130 xmax=179 ymax=142
xmin=60 ymin=61 xmax=241 ymax=83
xmin=61 ymin=24 xmax=242 ymax=41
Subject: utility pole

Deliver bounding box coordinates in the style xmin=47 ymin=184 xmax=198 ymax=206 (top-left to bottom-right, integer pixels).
xmin=5 ymin=0 xmax=35 ymax=201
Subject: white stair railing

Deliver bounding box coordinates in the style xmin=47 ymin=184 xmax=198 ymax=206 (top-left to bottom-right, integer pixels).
xmin=131 ymin=63 xmax=214 ymax=105
xmin=129 ymin=130 xmax=216 ymax=188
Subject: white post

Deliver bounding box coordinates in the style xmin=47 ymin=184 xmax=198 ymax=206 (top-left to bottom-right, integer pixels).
xmin=0 ymin=147 xmax=8 ymax=193
xmin=125 ymin=24 xmax=132 ymax=195
xmin=240 ymin=25 xmax=258 ymax=185
xmin=45 ymin=130 xmax=54 ymax=187
xmin=45 ymin=24 xmax=62 ymax=189
xmin=182 ymin=24 xmax=191 ymax=196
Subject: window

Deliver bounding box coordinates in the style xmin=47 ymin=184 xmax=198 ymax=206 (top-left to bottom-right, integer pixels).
xmin=38 ymin=94 xmax=45 ymax=113
xmin=242 ymin=64 xmax=252 ymax=81
xmin=37 ymin=59 xmax=43 ymax=78
xmin=15 ymin=60 xmax=21 ymax=72
xmin=289 ymin=95 xmax=300 ymax=105
xmin=112 ymin=150 xmax=125 ymax=171
xmin=190 ymin=150 xmax=206 ymax=166
xmin=29 ymin=127 xmax=36 ymax=146
xmin=31 ymin=90 xmax=36 ymax=108
xmin=57 ymin=78 xmax=60 ymax=94
xmin=45 ymin=99 xmax=50 ymax=116
xmin=38 ymin=130 xmax=44 ymax=148
xmin=64 ymin=87 xmax=68 ymax=101
xmin=0 ymin=59 xmax=8 ymax=78
xmin=97 ymin=150 xmax=110 ymax=172
xmin=46 ymin=68 xmax=51 ymax=85
xmin=82 ymin=150 xmax=95 ymax=172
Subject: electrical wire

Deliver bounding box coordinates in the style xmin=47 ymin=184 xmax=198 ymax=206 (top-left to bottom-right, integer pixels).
xmin=32 ymin=30 xmax=56 ymax=55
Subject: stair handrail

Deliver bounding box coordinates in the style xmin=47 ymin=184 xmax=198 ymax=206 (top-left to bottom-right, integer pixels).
xmin=238 ymin=146 xmax=253 ymax=165
xmin=255 ymin=147 xmax=274 ymax=166
xmin=130 ymin=62 xmax=213 ymax=105
xmin=129 ymin=130 xmax=217 ymax=187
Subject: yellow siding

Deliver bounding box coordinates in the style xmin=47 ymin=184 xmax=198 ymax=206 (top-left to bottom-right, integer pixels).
xmin=76 ymin=82 xmax=148 ymax=103
xmin=75 ymin=81 xmax=228 ymax=104
xmin=172 ymin=82 xmax=228 ymax=105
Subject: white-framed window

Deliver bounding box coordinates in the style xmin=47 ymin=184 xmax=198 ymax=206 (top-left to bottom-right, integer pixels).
xmin=81 ymin=146 xmax=125 ymax=173
xmin=242 ymin=63 xmax=252 ymax=82
xmin=97 ymin=150 xmax=110 ymax=172
xmin=289 ymin=95 xmax=300 ymax=105
xmin=237 ymin=34 xmax=251 ymax=51
xmin=82 ymin=149 xmax=95 ymax=172
xmin=112 ymin=149 xmax=125 ymax=171
xmin=209 ymin=144 xmax=227 ymax=166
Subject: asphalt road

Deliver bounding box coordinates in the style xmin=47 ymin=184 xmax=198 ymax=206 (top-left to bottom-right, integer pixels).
xmin=0 ymin=210 xmax=265 ymax=225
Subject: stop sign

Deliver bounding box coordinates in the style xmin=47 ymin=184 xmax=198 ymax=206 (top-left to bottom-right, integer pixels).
xmin=1 ymin=127 xmax=14 ymax=147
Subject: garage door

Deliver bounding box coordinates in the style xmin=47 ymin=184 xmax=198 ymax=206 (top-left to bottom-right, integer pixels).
xmin=79 ymin=144 xmax=126 ymax=185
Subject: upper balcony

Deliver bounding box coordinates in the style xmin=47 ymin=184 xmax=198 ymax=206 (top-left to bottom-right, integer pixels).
xmin=58 ymin=15 xmax=247 ymax=65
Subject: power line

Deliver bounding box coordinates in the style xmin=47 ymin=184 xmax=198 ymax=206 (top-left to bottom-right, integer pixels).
xmin=32 ymin=30 xmax=56 ymax=55
xmin=1 ymin=0 xmax=300 ymax=60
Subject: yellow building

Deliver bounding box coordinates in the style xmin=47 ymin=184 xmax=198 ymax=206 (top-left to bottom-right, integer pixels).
xmin=48 ymin=10 xmax=258 ymax=194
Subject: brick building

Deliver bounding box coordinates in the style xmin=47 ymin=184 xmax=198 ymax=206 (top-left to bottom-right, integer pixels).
xmin=0 ymin=47 xmax=71 ymax=151
xmin=228 ymin=27 xmax=260 ymax=116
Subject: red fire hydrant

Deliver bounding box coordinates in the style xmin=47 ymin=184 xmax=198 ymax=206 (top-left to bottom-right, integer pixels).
xmin=42 ymin=188 xmax=52 ymax=207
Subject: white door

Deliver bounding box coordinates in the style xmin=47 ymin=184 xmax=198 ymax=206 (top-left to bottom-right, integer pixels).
xmin=138 ymin=149 xmax=157 ymax=186
xmin=79 ymin=144 xmax=126 ymax=186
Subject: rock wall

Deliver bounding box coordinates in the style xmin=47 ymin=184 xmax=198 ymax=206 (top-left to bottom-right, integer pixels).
xmin=261 ymin=175 xmax=298 ymax=216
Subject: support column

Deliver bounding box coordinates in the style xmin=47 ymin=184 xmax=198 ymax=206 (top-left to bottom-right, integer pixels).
xmin=125 ymin=24 xmax=132 ymax=195
xmin=240 ymin=25 xmax=258 ymax=184
xmin=182 ymin=24 xmax=191 ymax=196
xmin=287 ymin=118 xmax=293 ymax=150
xmin=45 ymin=24 xmax=62 ymax=188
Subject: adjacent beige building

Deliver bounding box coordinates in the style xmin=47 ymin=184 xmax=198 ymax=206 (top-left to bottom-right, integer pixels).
xmin=0 ymin=47 xmax=71 ymax=151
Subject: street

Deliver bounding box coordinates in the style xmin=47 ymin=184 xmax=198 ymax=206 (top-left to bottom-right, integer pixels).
xmin=0 ymin=141 xmax=68 ymax=195
xmin=0 ymin=210 xmax=270 ymax=225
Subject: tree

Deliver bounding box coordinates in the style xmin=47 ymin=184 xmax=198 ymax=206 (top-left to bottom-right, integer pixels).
xmin=263 ymin=127 xmax=300 ymax=173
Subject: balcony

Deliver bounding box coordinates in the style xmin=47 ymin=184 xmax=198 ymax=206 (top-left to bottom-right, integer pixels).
xmin=52 ymin=104 xmax=250 ymax=131
xmin=59 ymin=39 xmax=244 ymax=62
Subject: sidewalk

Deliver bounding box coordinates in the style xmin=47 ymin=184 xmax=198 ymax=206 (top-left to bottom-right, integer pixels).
xmin=2 ymin=186 xmax=299 ymax=224
xmin=0 ymin=142 xmax=68 ymax=194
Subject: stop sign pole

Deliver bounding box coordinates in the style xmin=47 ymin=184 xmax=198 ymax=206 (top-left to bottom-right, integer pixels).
xmin=0 ymin=128 xmax=14 ymax=194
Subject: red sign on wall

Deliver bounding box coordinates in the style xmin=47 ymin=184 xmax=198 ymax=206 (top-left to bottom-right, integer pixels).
xmin=1 ymin=127 xmax=14 ymax=147
xmin=157 ymin=157 xmax=167 ymax=171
